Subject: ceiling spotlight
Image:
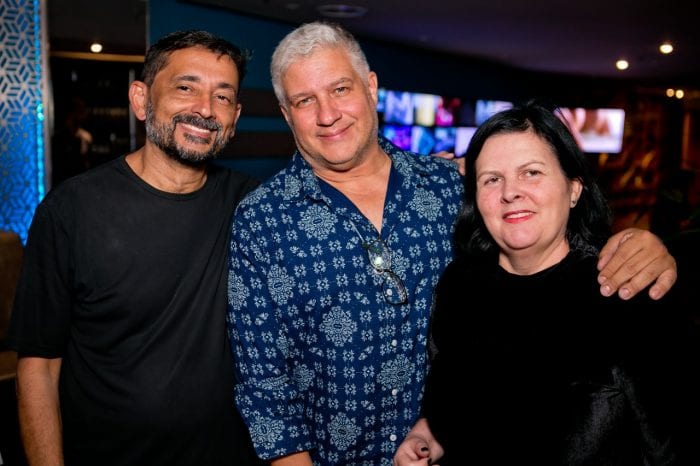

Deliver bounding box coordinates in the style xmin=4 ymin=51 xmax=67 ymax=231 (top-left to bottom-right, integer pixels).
xmin=90 ymin=42 xmax=103 ymax=53
xmin=675 ymin=89 xmax=684 ymax=99
xmin=666 ymin=88 xmax=675 ymax=97
xmin=615 ymin=59 xmax=629 ymax=71
xmin=659 ymin=42 xmax=673 ymax=54
xmin=317 ymin=4 xmax=368 ymax=18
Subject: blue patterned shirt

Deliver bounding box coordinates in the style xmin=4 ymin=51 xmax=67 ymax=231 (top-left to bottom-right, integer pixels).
xmin=226 ymin=137 xmax=463 ymax=465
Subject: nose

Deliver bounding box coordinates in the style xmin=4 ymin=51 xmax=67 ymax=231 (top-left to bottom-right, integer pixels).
xmin=501 ymin=178 xmax=523 ymax=203
xmin=316 ymin=96 xmax=341 ymax=126
xmin=192 ymin=94 xmax=214 ymax=119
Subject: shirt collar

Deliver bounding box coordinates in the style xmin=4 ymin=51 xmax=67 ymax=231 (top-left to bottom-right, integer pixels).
xmin=283 ymin=135 xmax=434 ymax=204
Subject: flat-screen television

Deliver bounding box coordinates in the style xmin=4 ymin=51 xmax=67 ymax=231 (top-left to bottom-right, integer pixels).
xmin=377 ymin=88 xmax=489 ymax=157
xmin=378 ymin=90 xmax=625 ymax=155
xmin=474 ymin=99 xmax=514 ymax=125
xmin=557 ymin=107 xmax=626 ymax=154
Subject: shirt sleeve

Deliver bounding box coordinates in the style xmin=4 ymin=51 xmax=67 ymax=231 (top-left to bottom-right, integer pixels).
xmin=226 ymin=200 xmax=315 ymax=460
xmin=6 ymin=197 xmax=74 ymax=357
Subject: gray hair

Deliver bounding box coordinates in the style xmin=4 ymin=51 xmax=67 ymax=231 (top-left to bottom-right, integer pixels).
xmin=270 ymin=21 xmax=371 ymax=106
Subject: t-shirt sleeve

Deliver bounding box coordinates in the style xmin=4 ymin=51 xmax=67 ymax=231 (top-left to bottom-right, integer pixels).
xmin=6 ymin=198 xmax=74 ymax=357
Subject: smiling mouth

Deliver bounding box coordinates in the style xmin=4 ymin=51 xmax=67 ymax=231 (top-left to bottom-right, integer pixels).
xmin=504 ymin=211 xmax=532 ymax=219
xmin=319 ymin=123 xmax=351 ymax=139
xmin=180 ymin=123 xmax=214 ymax=138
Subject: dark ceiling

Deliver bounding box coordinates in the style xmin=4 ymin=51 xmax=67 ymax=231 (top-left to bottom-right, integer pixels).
xmin=48 ymin=0 xmax=700 ymax=87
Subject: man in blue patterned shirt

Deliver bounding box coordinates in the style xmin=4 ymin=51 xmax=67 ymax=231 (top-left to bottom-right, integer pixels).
xmin=226 ymin=22 xmax=678 ymax=466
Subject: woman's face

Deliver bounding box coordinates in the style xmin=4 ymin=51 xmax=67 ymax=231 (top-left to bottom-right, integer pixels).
xmin=475 ymin=129 xmax=582 ymax=272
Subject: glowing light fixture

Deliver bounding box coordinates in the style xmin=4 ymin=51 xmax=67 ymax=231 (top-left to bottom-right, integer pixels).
xmin=659 ymin=42 xmax=673 ymax=54
xmin=90 ymin=42 xmax=103 ymax=53
xmin=615 ymin=59 xmax=629 ymax=71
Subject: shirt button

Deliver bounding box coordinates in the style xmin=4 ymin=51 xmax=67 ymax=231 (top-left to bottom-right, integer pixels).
xmin=391 ymin=339 xmax=397 ymax=347
xmin=389 ymin=434 xmax=397 ymax=442
xmin=391 ymin=388 xmax=398 ymax=396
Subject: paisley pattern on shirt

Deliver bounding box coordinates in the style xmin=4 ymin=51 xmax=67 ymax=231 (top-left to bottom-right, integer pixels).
xmin=226 ymin=137 xmax=463 ymax=465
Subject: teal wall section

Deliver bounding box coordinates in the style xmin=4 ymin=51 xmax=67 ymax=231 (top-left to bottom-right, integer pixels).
xmin=0 ymin=0 xmax=47 ymax=244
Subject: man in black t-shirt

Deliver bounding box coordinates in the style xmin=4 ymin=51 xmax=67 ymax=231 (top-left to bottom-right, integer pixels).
xmin=7 ymin=30 xmax=265 ymax=466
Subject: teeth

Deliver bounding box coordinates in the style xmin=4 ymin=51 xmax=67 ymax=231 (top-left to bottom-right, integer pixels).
xmin=506 ymin=212 xmax=530 ymax=219
xmin=182 ymin=123 xmax=211 ymax=134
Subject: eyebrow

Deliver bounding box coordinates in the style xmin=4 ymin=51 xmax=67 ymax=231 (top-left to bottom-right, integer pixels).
xmin=476 ymin=160 xmax=547 ymax=178
xmin=287 ymin=77 xmax=353 ymax=103
xmin=174 ymin=74 xmax=238 ymax=93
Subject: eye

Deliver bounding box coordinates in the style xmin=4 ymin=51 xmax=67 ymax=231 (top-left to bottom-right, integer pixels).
xmin=523 ymin=169 xmax=542 ymax=178
xmin=177 ymin=85 xmax=193 ymax=92
xmin=293 ymin=96 xmax=315 ymax=108
xmin=215 ymin=94 xmax=234 ymax=105
xmin=334 ymin=86 xmax=350 ymax=96
xmin=482 ymin=175 xmax=500 ymax=186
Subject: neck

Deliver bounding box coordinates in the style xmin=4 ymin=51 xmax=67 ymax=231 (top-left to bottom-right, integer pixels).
xmin=315 ymin=151 xmax=391 ymax=232
xmin=125 ymin=144 xmax=208 ymax=194
xmin=498 ymin=238 xmax=571 ymax=275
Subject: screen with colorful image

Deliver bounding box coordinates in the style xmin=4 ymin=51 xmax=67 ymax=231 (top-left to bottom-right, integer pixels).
xmin=557 ymin=107 xmax=626 ymax=153
xmin=475 ymin=100 xmax=514 ymax=125
xmin=377 ymin=87 xmax=480 ymax=157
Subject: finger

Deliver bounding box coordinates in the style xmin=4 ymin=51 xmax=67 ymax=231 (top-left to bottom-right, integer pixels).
xmin=646 ymin=263 xmax=678 ymax=300
xmin=599 ymin=250 xmax=654 ymax=299
xmin=598 ymin=241 xmax=649 ymax=296
xmin=597 ymin=229 xmax=639 ymax=274
xmin=417 ymin=445 xmax=430 ymax=459
xmin=610 ymin=254 xmax=676 ymax=300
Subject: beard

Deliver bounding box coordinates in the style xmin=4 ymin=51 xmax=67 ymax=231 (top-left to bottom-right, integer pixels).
xmin=144 ymin=100 xmax=231 ymax=166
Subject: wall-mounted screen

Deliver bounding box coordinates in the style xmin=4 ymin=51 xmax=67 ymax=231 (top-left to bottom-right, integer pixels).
xmin=379 ymin=91 xmax=625 ymax=156
xmin=557 ymin=107 xmax=626 ymax=154
xmin=475 ymin=100 xmax=514 ymax=125
xmin=377 ymin=88 xmax=495 ymax=157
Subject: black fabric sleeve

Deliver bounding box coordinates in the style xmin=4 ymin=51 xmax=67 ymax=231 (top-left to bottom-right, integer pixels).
xmin=7 ymin=195 xmax=74 ymax=357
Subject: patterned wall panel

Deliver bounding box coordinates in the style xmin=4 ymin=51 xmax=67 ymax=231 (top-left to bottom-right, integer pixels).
xmin=0 ymin=0 xmax=47 ymax=244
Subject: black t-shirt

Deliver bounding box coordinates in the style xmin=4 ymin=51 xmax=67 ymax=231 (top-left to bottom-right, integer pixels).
xmin=8 ymin=156 xmax=265 ymax=465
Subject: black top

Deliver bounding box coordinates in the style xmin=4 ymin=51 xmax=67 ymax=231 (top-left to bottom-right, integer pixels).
xmin=422 ymin=250 xmax=694 ymax=465
xmin=8 ymin=156 xmax=265 ymax=465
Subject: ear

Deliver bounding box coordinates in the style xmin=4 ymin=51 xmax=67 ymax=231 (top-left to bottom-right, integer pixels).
xmin=570 ymin=177 xmax=584 ymax=207
xmin=227 ymin=103 xmax=243 ymax=140
xmin=129 ymin=81 xmax=148 ymax=122
xmin=279 ymin=103 xmax=292 ymax=128
xmin=367 ymin=71 xmax=378 ymax=106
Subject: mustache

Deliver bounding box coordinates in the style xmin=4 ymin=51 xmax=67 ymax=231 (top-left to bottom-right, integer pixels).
xmin=172 ymin=114 xmax=222 ymax=132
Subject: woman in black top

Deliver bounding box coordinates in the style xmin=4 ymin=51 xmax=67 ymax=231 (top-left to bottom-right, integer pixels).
xmin=394 ymin=101 xmax=692 ymax=465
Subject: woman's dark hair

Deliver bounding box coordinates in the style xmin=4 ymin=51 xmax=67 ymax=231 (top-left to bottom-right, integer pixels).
xmin=140 ymin=30 xmax=251 ymax=87
xmin=453 ymin=99 xmax=613 ymax=260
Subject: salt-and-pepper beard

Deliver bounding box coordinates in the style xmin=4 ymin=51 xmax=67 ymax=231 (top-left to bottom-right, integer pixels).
xmin=144 ymin=99 xmax=231 ymax=167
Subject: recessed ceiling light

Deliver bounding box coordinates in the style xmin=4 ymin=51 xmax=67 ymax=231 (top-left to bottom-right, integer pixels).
xmin=317 ymin=4 xmax=368 ymax=19
xmin=615 ymin=59 xmax=629 ymax=71
xmin=659 ymin=42 xmax=674 ymax=54
xmin=90 ymin=42 xmax=103 ymax=53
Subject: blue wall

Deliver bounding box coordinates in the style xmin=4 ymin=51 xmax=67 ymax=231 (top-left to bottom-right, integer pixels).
xmin=0 ymin=0 xmax=47 ymax=244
